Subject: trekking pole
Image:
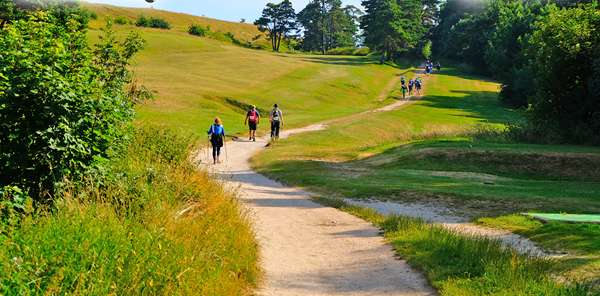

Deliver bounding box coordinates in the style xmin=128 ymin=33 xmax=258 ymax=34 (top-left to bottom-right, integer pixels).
xmin=224 ymin=136 xmax=228 ymax=162
xmin=207 ymin=135 xmax=210 ymax=163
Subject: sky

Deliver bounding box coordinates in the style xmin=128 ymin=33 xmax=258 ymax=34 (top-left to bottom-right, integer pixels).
xmin=84 ymin=0 xmax=365 ymax=23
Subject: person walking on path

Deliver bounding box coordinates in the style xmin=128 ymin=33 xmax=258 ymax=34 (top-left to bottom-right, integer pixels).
xmin=207 ymin=117 xmax=225 ymax=164
xmin=401 ymin=84 xmax=408 ymax=99
xmin=415 ymin=77 xmax=422 ymax=95
xmin=425 ymin=65 xmax=430 ymax=77
xmin=401 ymin=75 xmax=406 ymax=85
xmin=269 ymin=103 xmax=284 ymax=138
xmin=408 ymin=78 xmax=414 ymax=95
xmin=244 ymin=105 xmax=260 ymax=141
xmin=437 ymin=62 xmax=441 ymax=72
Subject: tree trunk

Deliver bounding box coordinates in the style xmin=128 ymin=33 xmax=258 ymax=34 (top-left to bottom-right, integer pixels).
xmin=276 ymin=33 xmax=282 ymax=52
xmin=386 ymin=47 xmax=391 ymax=62
xmin=380 ymin=47 xmax=386 ymax=65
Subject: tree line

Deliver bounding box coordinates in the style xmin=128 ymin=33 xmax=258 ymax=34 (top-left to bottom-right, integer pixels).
xmin=254 ymin=0 xmax=439 ymax=61
xmin=432 ymin=0 xmax=600 ymax=144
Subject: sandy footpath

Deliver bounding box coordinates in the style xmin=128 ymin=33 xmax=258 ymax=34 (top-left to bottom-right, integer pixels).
xmin=206 ymin=122 xmax=436 ymax=295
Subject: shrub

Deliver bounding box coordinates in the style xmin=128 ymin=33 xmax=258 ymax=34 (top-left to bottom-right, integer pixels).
xmin=0 ymin=186 xmax=32 ymax=236
xmin=89 ymin=10 xmax=98 ymax=20
xmin=0 ymin=13 xmax=149 ymax=203
xmin=150 ymin=17 xmax=171 ymax=29
xmin=326 ymin=47 xmax=356 ymax=55
xmin=114 ymin=15 xmax=128 ymax=25
xmin=135 ymin=14 xmax=152 ymax=27
xmin=188 ymin=24 xmax=206 ymax=36
xmin=352 ymin=47 xmax=370 ymax=56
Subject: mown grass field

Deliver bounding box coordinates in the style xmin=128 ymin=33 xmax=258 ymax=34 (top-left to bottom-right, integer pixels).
xmin=86 ymin=27 xmax=401 ymax=138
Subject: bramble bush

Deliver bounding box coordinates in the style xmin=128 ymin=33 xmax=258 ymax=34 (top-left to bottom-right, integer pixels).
xmin=135 ymin=14 xmax=171 ymax=29
xmin=0 ymin=13 xmax=150 ymax=204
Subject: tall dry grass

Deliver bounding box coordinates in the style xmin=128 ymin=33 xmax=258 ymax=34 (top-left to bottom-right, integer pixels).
xmin=0 ymin=127 xmax=260 ymax=295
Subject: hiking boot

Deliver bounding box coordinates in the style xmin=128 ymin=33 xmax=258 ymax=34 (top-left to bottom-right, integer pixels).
xmin=249 ymin=137 xmax=252 ymax=140
xmin=252 ymin=136 xmax=256 ymax=141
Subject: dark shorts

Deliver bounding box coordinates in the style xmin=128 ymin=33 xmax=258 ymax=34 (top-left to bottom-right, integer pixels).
xmin=248 ymin=121 xmax=257 ymax=130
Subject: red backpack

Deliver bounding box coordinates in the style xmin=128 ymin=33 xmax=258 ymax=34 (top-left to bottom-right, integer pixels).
xmin=248 ymin=109 xmax=257 ymax=122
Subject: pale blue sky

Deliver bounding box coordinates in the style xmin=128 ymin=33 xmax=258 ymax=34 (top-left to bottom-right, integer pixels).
xmin=84 ymin=0 xmax=364 ymax=23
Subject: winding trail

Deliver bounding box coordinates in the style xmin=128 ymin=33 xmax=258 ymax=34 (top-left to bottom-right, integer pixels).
xmin=201 ymin=66 xmax=548 ymax=295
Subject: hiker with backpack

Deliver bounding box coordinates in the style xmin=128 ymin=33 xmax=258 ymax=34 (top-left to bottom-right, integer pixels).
xmin=437 ymin=62 xmax=441 ymax=72
xmin=207 ymin=117 xmax=225 ymax=164
xmin=244 ymin=105 xmax=260 ymax=141
xmin=269 ymin=103 xmax=284 ymax=138
xmin=401 ymin=76 xmax=406 ymax=85
xmin=408 ymin=78 xmax=414 ymax=95
xmin=426 ymin=65 xmax=430 ymax=77
xmin=415 ymin=77 xmax=422 ymax=95
xmin=401 ymin=84 xmax=408 ymax=99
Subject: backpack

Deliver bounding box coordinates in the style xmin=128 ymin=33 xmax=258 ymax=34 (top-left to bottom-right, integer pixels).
xmin=210 ymin=125 xmax=224 ymax=145
xmin=409 ymin=80 xmax=413 ymax=86
xmin=272 ymin=108 xmax=280 ymax=121
xmin=248 ymin=109 xmax=257 ymax=122
xmin=401 ymin=77 xmax=406 ymax=84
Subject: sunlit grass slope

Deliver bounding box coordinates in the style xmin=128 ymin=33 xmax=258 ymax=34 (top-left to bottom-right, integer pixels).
xmin=86 ymin=28 xmax=400 ymax=137
xmin=251 ymin=64 xmax=600 ymax=216
xmin=82 ymin=1 xmax=264 ymax=44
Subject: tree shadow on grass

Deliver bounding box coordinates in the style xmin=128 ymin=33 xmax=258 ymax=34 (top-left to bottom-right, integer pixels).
xmin=418 ymin=90 xmax=516 ymax=124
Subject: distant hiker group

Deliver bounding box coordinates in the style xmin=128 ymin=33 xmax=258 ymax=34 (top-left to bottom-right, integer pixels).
xmin=207 ymin=103 xmax=284 ymax=164
xmin=400 ymin=75 xmax=422 ymax=98
xmin=425 ymin=60 xmax=441 ymax=77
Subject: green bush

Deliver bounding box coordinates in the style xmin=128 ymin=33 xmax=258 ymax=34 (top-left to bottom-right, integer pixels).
xmin=114 ymin=15 xmax=128 ymax=25
xmin=135 ymin=14 xmax=170 ymax=29
xmin=352 ymin=47 xmax=370 ymax=56
xmin=89 ymin=10 xmax=98 ymax=20
xmin=0 ymin=186 xmax=32 ymax=236
xmin=188 ymin=24 xmax=206 ymax=36
xmin=0 ymin=127 xmax=260 ymax=294
xmin=150 ymin=17 xmax=171 ymax=29
xmin=0 ymin=13 xmax=148 ymax=203
xmin=135 ymin=14 xmax=152 ymax=27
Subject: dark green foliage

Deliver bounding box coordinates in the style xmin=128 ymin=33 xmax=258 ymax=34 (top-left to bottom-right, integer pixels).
xmin=254 ymin=0 xmax=296 ymax=51
xmin=89 ymin=10 xmax=98 ymax=20
xmin=114 ymin=15 xmax=128 ymax=25
xmin=0 ymin=0 xmax=89 ymax=31
xmin=135 ymin=13 xmax=151 ymax=27
xmin=0 ymin=14 xmax=149 ymax=203
xmin=524 ymin=2 xmax=600 ymax=144
xmin=136 ymin=14 xmax=170 ymax=29
xmin=297 ymin=0 xmax=362 ymax=53
xmin=150 ymin=16 xmax=171 ymax=29
xmin=188 ymin=24 xmax=206 ymax=36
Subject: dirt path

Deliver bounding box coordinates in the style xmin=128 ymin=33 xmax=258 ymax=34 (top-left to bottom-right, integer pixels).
xmin=210 ymin=126 xmax=435 ymax=295
xmin=201 ymin=66 xmax=547 ymax=295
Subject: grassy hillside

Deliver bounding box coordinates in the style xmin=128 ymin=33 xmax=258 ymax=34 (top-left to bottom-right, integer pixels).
xmin=81 ymin=1 xmax=267 ymax=45
xmin=86 ymin=27 xmax=401 ymax=138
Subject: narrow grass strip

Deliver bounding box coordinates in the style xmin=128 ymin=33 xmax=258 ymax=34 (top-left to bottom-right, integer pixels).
xmin=311 ymin=196 xmax=598 ymax=295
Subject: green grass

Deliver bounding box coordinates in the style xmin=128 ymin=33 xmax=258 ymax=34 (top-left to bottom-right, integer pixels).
xmin=251 ymin=64 xmax=600 ymax=216
xmin=0 ymin=127 xmax=260 ymax=295
xmin=311 ymin=196 xmax=598 ymax=295
xmin=85 ymin=27 xmax=402 ymax=138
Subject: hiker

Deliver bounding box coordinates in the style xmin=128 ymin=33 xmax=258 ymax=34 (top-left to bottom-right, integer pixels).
xmin=415 ymin=77 xmax=422 ymax=95
xmin=269 ymin=103 xmax=284 ymax=138
xmin=401 ymin=83 xmax=408 ymax=99
xmin=207 ymin=117 xmax=225 ymax=164
xmin=401 ymin=75 xmax=406 ymax=85
xmin=426 ymin=65 xmax=430 ymax=77
xmin=408 ymin=78 xmax=414 ymax=95
xmin=244 ymin=104 xmax=260 ymax=141
xmin=437 ymin=62 xmax=441 ymax=72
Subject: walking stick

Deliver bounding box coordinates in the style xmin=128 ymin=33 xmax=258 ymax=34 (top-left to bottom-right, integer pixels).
xmin=224 ymin=136 xmax=228 ymax=162
xmin=207 ymin=135 xmax=210 ymax=163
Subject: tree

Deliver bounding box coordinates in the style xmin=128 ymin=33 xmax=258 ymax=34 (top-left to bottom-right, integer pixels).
xmin=254 ymin=0 xmax=296 ymax=51
xmin=0 ymin=13 xmax=150 ymax=202
xmin=485 ymin=0 xmax=550 ymax=108
xmin=361 ymin=0 xmax=408 ymax=64
xmin=525 ymin=2 xmax=600 ymax=143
